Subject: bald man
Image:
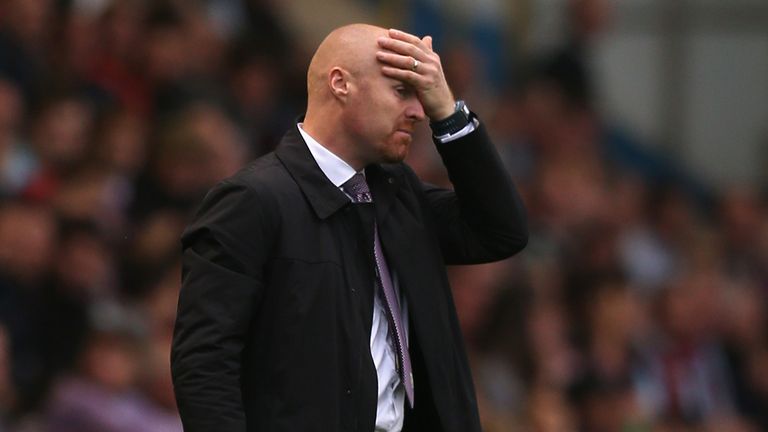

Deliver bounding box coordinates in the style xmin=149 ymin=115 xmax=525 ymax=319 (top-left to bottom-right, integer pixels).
xmin=171 ymin=24 xmax=527 ymax=432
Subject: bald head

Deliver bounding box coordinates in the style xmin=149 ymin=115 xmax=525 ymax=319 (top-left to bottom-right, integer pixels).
xmin=306 ymin=24 xmax=387 ymax=103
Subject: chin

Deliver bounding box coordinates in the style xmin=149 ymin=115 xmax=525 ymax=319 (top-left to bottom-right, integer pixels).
xmin=381 ymin=140 xmax=410 ymax=163
xmin=382 ymin=151 xmax=408 ymax=164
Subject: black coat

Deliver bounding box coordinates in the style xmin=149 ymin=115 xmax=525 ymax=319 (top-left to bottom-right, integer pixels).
xmin=171 ymin=121 xmax=527 ymax=432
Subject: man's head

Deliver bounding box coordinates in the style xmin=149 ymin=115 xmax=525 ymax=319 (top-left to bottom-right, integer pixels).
xmin=303 ymin=24 xmax=425 ymax=170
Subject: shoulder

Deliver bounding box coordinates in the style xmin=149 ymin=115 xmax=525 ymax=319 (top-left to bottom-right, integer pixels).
xmin=189 ymin=153 xmax=289 ymax=231
xmin=227 ymin=153 xmax=291 ymax=196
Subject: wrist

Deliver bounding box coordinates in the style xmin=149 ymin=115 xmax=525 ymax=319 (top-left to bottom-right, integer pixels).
xmin=430 ymin=100 xmax=471 ymax=136
xmin=429 ymin=100 xmax=456 ymax=122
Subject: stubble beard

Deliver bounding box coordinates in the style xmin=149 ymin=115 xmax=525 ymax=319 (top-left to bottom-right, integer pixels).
xmin=379 ymin=133 xmax=411 ymax=163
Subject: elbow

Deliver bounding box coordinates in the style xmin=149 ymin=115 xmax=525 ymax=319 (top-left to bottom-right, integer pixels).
xmin=515 ymin=230 xmax=529 ymax=255
xmin=509 ymin=202 xmax=529 ymax=254
xmin=498 ymin=227 xmax=528 ymax=258
xmin=495 ymin=210 xmax=529 ymax=258
xmin=473 ymin=223 xmax=527 ymax=262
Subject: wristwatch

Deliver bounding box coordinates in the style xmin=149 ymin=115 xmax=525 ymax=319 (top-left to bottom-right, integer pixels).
xmin=430 ymin=100 xmax=471 ymax=136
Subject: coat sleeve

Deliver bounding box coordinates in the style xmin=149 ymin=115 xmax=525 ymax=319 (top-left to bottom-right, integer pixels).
xmin=418 ymin=121 xmax=528 ymax=265
xmin=171 ymin=179 xmax=276 ymax=432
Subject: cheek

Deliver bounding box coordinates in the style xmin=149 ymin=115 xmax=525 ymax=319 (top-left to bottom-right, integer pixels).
xmin=349 ymin=109 xmax=390 ymax=140
xmin=345 ymin=88 xmax=400 ymax=142
xmin=341 ymin=106 xmax=367 ymax=137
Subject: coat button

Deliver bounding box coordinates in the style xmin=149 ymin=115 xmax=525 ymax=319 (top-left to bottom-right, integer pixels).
xmin=387 ymin=177 xmax=394 ymax=184
xmin=351 ymin=288 xmax=356 ymax=293
xmin=346 ymin=389 xmax=352 ymax=395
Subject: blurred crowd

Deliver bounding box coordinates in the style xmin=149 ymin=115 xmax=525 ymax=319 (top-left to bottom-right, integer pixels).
xmin=0 ymin=0 xmax=766 ymax=431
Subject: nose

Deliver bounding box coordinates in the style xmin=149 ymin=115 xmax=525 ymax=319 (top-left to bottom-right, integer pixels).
xmin=405 ymin=99 xmax=425 ymax=123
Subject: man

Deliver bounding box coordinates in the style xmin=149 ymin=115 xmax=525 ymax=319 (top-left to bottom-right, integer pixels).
xmin=171 ymin=24 xmax=527 ymax=432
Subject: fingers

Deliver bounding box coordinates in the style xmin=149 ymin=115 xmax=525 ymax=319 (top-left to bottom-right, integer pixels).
xmin=387 ymin=28 xmax=429 ymax=52
xmin=376 ymin=29 xmax=455 ymax=120
xmin=422 ymin=35 xmax=433 ymax=51
xmin=377 ymin=36 xmax=428 ymax=62
xmin=380 ymin=66 xmax=422 ymax=86
xmin=376 ymin=51 xmax=432 ymax=74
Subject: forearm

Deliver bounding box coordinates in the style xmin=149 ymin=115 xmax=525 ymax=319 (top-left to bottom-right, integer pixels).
xmin=429 ymin=121 xmax=528 ymax=263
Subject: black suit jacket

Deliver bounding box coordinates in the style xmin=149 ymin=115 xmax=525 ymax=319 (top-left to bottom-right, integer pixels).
xmin=171 ymin=121 xmax=527 ymax=432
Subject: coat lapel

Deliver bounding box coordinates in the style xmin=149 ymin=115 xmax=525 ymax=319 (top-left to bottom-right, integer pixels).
xmin=275 ymin=125 xmax=350 ymax=220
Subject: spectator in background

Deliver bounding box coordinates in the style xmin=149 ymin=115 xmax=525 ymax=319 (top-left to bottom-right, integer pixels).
xmin=722 ymin=283 xmax=768 ymax=430
xmin=43 ymin=220 xmax=113 ymax=373
xmin=22 ymin=95 xmax=94 ymax=202
xmin=0 ymin=1 xmax=283 ymax=429
xmin=0 ymin=203 xmax=57 ymax=416
xmin=42 ymin=308 xmax=181 ymax=432
xmin=633 ymin=272 xmax=737 ymax=426
xmin=0 ymin=0 xmax=53 ymax=103
xmin=81 ymin=0 xmax=150 ymax=114
xmin=131 ymin=102 xmax=248 ymax=221
xmin=0 ymin=78 xmax=34 ymax=198
xmin=226 ymin=36 xmax=296 ymax=155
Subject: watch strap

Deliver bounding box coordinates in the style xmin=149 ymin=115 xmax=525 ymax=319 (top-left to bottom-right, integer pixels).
xmin=430 ymin=100 xmax=471 ymax=136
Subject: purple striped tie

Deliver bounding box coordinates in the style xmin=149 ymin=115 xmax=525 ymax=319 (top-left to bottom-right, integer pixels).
xmin=343 ymin=172 xmax=414 ymax=408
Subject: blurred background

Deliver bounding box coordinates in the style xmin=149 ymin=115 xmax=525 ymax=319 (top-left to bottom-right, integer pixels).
xmin=0 ymin=0 xmax=767 ymax=431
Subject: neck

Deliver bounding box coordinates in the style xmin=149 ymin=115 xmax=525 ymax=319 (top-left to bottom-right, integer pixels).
xmin=303 ymin=106 xmax=366 ymax=171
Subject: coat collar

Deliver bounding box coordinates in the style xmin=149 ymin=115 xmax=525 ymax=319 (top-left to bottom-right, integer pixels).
xmin=274 ymin=123 xmax=404 ymax=221
xmin=275 ymin=125 xmax=349 ymax=219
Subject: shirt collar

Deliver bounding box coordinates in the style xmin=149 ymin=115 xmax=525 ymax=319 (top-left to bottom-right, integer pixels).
xmin=297 ymin=123 xmax=358 ymax=187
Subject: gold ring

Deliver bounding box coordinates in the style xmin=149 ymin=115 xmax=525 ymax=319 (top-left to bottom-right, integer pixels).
xmin=412 ymin=59 xmax=420 ymax=72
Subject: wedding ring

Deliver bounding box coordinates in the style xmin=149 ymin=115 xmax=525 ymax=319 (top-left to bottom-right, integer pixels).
xmin=412 ymin=59 xmax=420 ymax=72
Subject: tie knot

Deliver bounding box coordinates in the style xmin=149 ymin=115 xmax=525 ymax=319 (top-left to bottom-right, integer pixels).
xmin=343 ymin=173 xmax=372 ymax=203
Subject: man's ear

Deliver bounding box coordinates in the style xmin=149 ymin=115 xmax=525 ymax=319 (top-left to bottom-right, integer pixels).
xmin=329 ymin=67 xmax=350 ymax=101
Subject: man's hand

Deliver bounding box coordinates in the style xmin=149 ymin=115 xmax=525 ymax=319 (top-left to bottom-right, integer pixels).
xmin=376 ymin=28 xmax=456 ymax=121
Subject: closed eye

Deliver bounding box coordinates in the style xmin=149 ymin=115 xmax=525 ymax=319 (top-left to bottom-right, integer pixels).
xmin=395 ymin=85 xmax=413 ymax=99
